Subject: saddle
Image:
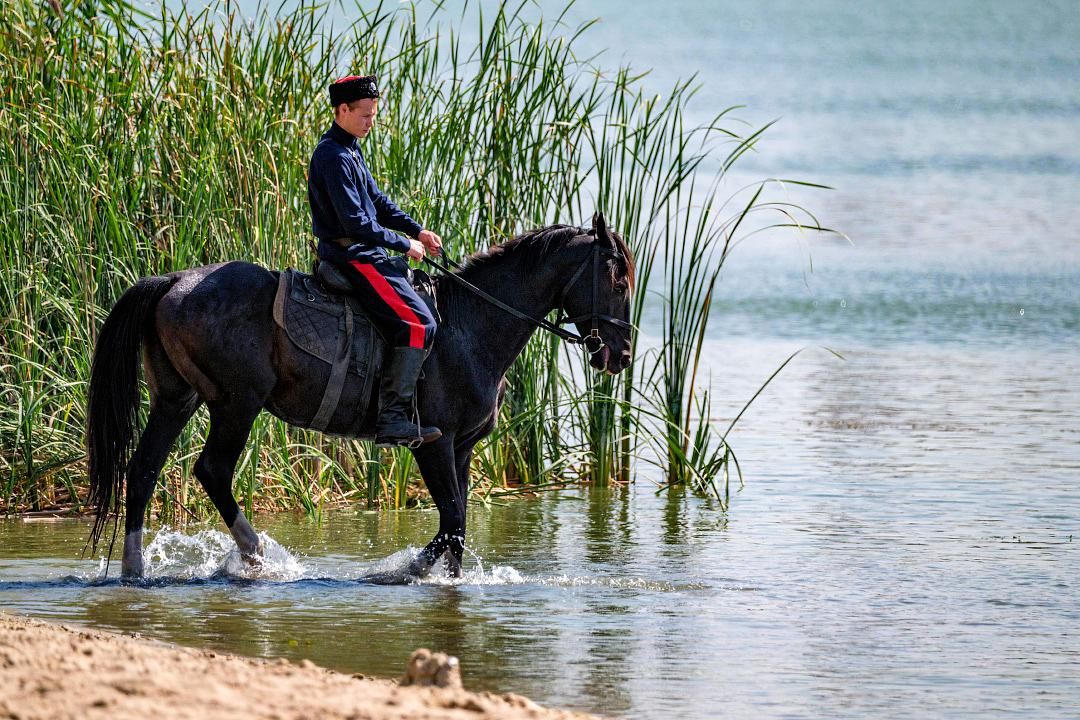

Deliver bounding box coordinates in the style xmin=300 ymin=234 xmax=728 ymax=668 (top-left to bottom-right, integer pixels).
xmin=271 ymin=260 xmax=438 ymax=433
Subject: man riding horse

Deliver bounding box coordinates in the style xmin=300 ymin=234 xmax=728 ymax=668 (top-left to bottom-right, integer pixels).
xmin=85 ymin=69 xmax=635 ymax=580
xmin=309 ymin=73 xmax=442 ymax=448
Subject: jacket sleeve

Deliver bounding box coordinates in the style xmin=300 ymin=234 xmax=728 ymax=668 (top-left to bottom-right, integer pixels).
xmin=321 ymin=153 xmax=411 ymax=254
xmin=370 ymin=178 xmax=423 ymax=239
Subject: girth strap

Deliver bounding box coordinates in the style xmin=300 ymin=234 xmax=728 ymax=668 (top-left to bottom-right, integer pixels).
xmin=309 ymin=295 xmax=355 ymax=431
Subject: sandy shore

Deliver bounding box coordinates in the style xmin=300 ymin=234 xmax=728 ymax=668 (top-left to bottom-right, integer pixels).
xmin=0 ymin=613 xmax=598 ymax=720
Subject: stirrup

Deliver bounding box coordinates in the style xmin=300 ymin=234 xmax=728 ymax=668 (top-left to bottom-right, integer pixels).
xmin=375 ymin=423 xmax=441 ymax=449
xmin=375 ymin=434 xmax=423 ymax=449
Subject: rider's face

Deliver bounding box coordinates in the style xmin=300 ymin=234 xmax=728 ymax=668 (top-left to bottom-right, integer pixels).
xmin=337 ymin=98 xmax=378 ymax=139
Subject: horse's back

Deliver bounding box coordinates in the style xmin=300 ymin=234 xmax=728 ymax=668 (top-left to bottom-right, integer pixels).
xmin=162 ymin=261 xmax=276 ymax=308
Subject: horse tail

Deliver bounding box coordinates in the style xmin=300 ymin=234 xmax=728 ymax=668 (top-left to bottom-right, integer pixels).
xmin=86 ymin=275 xmax=176 ymax=553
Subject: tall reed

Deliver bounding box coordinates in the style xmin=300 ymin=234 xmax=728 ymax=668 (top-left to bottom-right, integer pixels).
xmin=0 ymin=0 xmax=831 ymax=519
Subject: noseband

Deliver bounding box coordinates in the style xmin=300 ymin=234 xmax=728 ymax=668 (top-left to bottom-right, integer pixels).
xmin=423 ymin=240 xmax=633 ymax=355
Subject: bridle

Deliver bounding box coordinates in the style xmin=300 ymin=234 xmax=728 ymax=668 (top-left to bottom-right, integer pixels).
xmin=422 ymin=239 xmax=633 ymax=355
xmin=551 ymin=242 xmax=635 ymax=354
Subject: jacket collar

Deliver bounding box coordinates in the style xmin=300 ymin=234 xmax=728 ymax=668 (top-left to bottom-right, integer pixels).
xmin=327 ymin=121 xmax=357 ymax=148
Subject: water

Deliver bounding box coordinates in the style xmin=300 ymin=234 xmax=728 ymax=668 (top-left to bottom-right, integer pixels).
xmin=1 ymin=478 xmax=1076 ymax=718
xmin=6 ymin=0 xmax=1080 ymax=717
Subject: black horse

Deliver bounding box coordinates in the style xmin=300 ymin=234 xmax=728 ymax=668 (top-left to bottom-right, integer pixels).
xmin=86 ymin=214 xmax=634 ymax=579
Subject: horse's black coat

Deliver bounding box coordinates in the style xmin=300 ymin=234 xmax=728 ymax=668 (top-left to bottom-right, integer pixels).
xmin=86 ymin=215 xmax=633 ymax=578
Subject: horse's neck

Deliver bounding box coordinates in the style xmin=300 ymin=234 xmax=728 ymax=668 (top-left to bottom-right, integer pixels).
xmin=438 ymin=257 xmax=563 ymax=378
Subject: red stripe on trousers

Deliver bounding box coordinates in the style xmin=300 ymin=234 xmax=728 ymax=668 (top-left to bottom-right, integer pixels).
xmin=349 ymin=260 xmax=426 ymax=349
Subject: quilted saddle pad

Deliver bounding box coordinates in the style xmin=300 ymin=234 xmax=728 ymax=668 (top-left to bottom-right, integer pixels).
xmin=276 ymin=269 xmax=382 ymax=378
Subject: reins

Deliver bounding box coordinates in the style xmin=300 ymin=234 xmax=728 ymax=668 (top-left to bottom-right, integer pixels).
xmin=422 ymin=242 xmax=632 ymax=355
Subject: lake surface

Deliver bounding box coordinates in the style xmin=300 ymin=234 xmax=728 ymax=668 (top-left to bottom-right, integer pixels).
xmin=3 ymin=0 xmax=1079 ymax=717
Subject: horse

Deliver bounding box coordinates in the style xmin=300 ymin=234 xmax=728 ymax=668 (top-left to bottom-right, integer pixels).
xmin=85 ymin=213 xmax=635 ymax=580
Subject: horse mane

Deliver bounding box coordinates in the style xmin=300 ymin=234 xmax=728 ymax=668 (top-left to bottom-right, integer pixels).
xmin=434 ymin=221 xmax=635 ymax=333
xmin=458 ymin=224 xmax=585 ymax=277
xmin=457 ymin=223 xmax=636 ymax=292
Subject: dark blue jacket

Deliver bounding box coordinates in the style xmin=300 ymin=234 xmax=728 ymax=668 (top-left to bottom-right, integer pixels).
xmin=308 ymin=122 xmax=422 ymax=263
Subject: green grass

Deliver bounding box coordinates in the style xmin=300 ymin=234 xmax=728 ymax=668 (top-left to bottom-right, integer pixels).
xmin=0 ymin=0 xmax=834 ymax=521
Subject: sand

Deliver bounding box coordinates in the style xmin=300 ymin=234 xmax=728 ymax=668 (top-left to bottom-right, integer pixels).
xmin=0 ymin=613 xmax=598 ymax=720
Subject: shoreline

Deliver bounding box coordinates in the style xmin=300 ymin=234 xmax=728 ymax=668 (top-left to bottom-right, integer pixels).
xmin=0 ymin=612 xmax=599 ymax=720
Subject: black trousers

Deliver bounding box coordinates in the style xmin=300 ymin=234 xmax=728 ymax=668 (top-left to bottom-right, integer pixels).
xmin=332 ymin=256 xmax=436 ymax=350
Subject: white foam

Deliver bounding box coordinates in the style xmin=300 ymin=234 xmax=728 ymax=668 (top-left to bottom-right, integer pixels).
xmin=141 ymin=527 xmax=307 ymax=581
xmin=121 ymin=533 xmax=677 ymax=591
xmin=346 ymin=546 xmax=423 ymax=581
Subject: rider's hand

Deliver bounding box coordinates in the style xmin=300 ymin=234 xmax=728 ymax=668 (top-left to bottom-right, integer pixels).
xmin=418 ymin=229 xmax=443 ymax=254
xmin=406 ymin=238 xmax=426 ymax=261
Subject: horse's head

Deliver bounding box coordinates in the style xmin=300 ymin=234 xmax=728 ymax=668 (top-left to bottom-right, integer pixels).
xmin=560 ymin=212 xmax=635 ymax=374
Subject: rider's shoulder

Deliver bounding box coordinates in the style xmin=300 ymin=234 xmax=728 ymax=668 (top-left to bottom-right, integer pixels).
xmin=311 ymin=138 xmax=351 ymax=168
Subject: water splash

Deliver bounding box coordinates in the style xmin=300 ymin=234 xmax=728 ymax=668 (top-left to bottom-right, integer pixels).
xmin=141 ymin=527 xmax=307 ymax=581
xmin=415 ymin=564 xmax=699 ymax=591
xmin=348 ymin=545 xmax=527 ymax=586
xmin=76 ymin=531 xmax=689 ymax=592
xmin=348 ymin=546 xmax=424 ymax=584
xmin=418 ymin=563 xmax=525 ymax=586
xmin=346 ymin=544 xmax=685 ymax=589
xmin=409 ymin=546 xmax=682 ymax=589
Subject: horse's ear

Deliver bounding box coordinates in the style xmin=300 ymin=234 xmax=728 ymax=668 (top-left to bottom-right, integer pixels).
xmin=592 ymin=211 xmax=614 ymax=249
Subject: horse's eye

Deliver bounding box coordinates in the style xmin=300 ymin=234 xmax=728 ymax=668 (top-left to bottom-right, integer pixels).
xmin=613 ymin=281 xmax=627 ymax=293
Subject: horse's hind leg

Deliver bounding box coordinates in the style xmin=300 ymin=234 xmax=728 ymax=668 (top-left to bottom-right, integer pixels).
xmin=194 ymin=403 xmax=264 ymax=562
xmin=122 ymin=342 xmax=200 ymax=578
xmin=122 ymin=397 xmax=199 ymax=577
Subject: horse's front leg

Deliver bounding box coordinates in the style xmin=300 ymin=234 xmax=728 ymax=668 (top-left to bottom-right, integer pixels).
xmin=412 ymin=530 xmax=464 ymax=578
xmin=410 ymin=435 xmax=465 ymax=578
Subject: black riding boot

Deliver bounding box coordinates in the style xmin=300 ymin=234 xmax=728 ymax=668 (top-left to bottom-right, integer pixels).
xmin=375 ymin=347 xmax=442 ymax=448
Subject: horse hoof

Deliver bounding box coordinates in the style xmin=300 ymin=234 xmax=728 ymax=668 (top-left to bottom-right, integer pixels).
xmin=241 ymin=546 xmax=264 ymax=567
xmin=443 ymin=556 xmax=463 ymax=579
xmin=405 ymin=560 xmax=434 ymax=580
xmin=120 ymin=563 xmax=144 ymax=580
xmin=121 ymin=531 xmax=144 ymax=579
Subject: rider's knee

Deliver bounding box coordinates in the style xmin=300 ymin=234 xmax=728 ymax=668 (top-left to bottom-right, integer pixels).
xmin=416 ymin=309 xmax=437 ymax=350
